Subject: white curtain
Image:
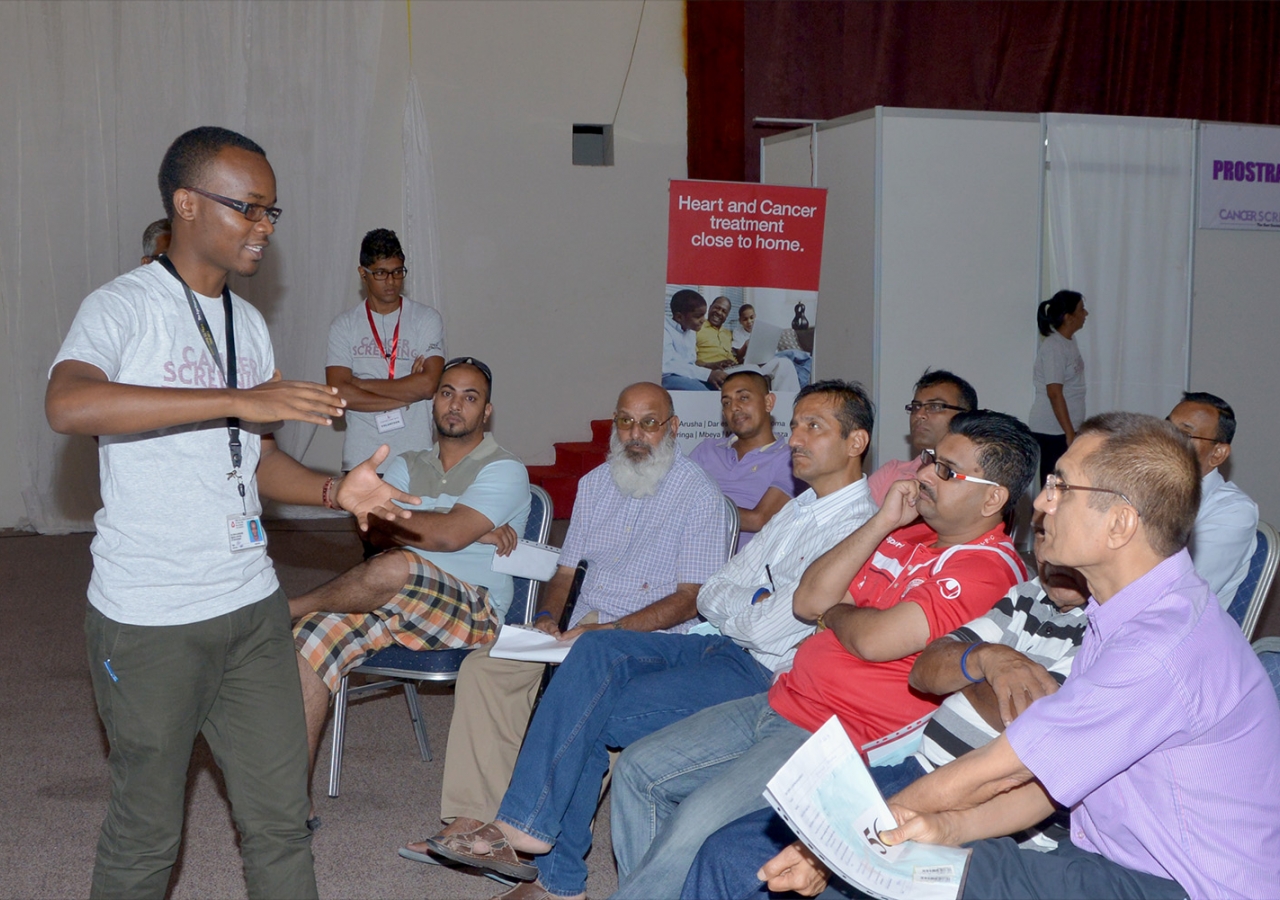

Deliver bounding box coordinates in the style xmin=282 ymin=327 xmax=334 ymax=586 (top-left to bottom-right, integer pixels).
xmin=0 ymin=0 xmax=382 ymax=533
xmin=1044 ymin=114 xmax=1195 ymax=418
xmin=403 ymin=74 xmax=446 ymax=320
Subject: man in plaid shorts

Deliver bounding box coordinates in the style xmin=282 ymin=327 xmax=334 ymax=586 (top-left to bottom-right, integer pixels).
xmin=290 ymin=358 xmax=530 ymax=813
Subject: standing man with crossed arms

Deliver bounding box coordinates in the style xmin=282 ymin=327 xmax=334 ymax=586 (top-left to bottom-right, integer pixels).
xmin=327 ymin=228 xmax=445 ymax=473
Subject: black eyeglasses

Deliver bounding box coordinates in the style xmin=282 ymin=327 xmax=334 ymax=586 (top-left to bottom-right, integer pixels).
xmin=362 ymin=266 xmax=408 ymax=281
xmin=920 ymin=449 xmax=1001 ymax=486
xmin=442 ymin=356 xmax=493 ymax=385
xmin=906 ymin=401 xmax=967 ymax=415
xmin=1043 ymin=474 xmax=1139 ymax=514
xmin=613 ymin=414 xmax=675 ymax=434
xmin=185 ymin=187 xmax=282 ymax=224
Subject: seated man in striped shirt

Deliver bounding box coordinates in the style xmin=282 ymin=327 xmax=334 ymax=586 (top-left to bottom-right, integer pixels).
xmin=686 ymin=515 xmax=1088 ymax=899
xmin=422 ymin=380 xmax=880 ymax=900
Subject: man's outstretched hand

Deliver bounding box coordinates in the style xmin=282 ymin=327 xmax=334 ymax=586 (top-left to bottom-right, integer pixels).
xmin=240 ymin=369 xmax=349 ymax=426
xmin=336 ymin=444 xmax=422 ymax=531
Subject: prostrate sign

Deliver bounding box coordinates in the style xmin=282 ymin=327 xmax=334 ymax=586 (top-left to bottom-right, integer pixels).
xmin=668 ymin=180 xmax=828 ymax=289
xmin=1199 ymin=123 xmax=1280 ymax=231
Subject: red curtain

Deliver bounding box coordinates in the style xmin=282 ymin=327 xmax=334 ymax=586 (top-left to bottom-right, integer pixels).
xmin=689 ymin=1 xmax=1280 ymax=182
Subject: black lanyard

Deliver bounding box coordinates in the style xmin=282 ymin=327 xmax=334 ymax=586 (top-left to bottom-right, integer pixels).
xmin=155 ymin=255 xmax=246 ymax=504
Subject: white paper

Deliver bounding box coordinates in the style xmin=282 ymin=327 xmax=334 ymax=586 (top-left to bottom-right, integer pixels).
xmin=490 ymin=539 xmax=561 ymax=581
xmin=764 ymin=716 xmax=970 ymax=900
xmin=488 ymin=623 xmax=579 ymax=663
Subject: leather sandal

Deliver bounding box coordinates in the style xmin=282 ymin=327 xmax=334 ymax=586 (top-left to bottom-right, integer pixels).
xmin=426 ymin=822 xmax=540 ymax=882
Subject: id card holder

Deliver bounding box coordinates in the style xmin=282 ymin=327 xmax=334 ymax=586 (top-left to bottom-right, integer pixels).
xmin=375 ymin=408 xmax=406 ymax=433
xmin=228 ymin=514 xmax=267 ymax=552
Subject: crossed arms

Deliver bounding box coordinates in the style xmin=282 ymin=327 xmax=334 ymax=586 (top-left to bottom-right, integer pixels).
xmin=325 ymin=355 xmax=443 ymax=413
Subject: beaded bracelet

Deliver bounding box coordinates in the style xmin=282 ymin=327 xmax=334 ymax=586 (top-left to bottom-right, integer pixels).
xmin=959 ymin=641 xmax=987 ymax=683
xmin=321 ymin=476 xmax=341 ymax=510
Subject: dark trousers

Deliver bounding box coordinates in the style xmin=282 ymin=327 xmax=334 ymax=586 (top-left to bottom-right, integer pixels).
xmin=1032 ymin=431 xmax=1069 ymax=486
xmin=85 ymin=589 xmax=317 ymax=900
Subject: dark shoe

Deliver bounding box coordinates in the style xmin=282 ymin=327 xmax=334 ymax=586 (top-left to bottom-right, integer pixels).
xmin=426 ymin=822 xmax=539 ymax=882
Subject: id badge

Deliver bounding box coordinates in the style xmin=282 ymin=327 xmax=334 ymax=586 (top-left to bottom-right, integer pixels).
xmin=375 ymin=408 xmax=406 ymax=433
xmin=228 ymin=514 xmax=267 ymax=552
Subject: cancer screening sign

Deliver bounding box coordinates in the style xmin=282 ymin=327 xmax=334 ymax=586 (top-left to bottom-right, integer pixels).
xmin=1199 ymin=123 xmax=1280 ymax=231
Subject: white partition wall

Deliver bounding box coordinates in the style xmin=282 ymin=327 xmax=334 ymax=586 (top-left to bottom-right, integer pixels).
xmin=764 ymin=109 xmax=1043 ymax=471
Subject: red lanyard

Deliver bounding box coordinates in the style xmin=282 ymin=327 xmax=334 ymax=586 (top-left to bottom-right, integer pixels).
xmin=365 ymin=301 xmax=401 ymax=378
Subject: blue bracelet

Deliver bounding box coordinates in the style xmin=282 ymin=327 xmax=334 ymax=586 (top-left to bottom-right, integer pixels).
xmin=533 ymin=610 xmax=552 ymax=621
xmin=959 ymin=642 xmax=987 ymax=684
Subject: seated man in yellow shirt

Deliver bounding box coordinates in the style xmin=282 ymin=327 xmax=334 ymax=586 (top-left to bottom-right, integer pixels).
xmin=698 ymin=295 xmax=801 ymax=392
xmin=696 ymin=296 xmax=739 ymax=369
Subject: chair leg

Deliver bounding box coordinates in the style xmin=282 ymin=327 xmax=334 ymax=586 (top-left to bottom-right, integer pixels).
xmin=402 ymin=682 xmax=432 ymax=761
xmin=327 ymin=674 xmax=350 ymax=798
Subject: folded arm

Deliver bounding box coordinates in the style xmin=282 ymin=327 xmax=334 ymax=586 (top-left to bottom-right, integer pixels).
xmin=792 ymin=480 xmax=920 ymax=621
xmin=327 ymin=355 xmax=444 ymax=409
xmin=562 ymin=583 xmax=700 ymax=640
xmin=365 ymin=500 xmax=497 ymax=553
xmin=910 ymin=638 xmax=1060 ymax=728
xmin=737 ymin=486 xmax=791 ymax=535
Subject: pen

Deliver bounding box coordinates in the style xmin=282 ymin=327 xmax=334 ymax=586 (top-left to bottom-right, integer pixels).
xmin=103 ymin=659 xmax=119 ymax=683
xmin=765 ymin=564 xmax=775 ymax=591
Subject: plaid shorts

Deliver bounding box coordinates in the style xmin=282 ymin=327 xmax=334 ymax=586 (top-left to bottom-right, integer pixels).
xmin=293 ymin=550 xmax=499 ymax=692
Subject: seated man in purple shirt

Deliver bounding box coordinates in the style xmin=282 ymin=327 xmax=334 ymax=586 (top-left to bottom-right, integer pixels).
xmin=689 ymin=369 xmax=799 ymax=548
xmin=761 ymin=412 xmax=1280 ymax=899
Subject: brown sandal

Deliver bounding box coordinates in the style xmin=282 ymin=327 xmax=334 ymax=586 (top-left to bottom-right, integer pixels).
xmin=426 ymin=822 xmax=539 ymax=882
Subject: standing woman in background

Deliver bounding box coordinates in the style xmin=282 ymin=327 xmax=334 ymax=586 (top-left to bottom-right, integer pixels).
xmin=1028 ymin=289 xmax=1087 ymax=483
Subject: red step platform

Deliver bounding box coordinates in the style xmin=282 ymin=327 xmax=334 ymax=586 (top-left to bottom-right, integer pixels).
xmin=526 ymin=419 xmax=613 ymax=518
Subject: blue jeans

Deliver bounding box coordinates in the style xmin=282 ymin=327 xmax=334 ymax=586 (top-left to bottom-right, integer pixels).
xmin=494 ymin=630 xmax=774 ymax=897
xmin=680 ymin=757 xmax=928 ymax=900
xmin=662 ymin=373 xmax=714 ymax=391
xmin=609 ymin=693 xmax=812 ymax=900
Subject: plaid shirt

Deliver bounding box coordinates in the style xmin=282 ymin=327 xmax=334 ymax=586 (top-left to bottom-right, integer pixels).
xmin=559 ymin=450 xmax=729 ymax=630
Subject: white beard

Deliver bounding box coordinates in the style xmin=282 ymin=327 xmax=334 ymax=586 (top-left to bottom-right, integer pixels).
xmin=608 ymin=430 xmax=677 ymax=499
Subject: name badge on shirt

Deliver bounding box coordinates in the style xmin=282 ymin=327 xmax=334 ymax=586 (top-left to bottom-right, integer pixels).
xmin=375 ymin=408 xmax=406 ymax=433
xmin=228 ymin=515 xmax=267 ymax=552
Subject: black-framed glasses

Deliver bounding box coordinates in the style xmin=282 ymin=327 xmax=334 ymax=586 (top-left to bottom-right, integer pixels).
xmin=613 ymin=414 xmax=674 ymax=434
xmin=442 ymin=356 xmax=493 ymax=385
xmin=1043 ymin=474 xmax=1138 ymax=514
xmin=920 ymin=449 xmax=1001 ymax=486
xmin=362 ymin=265 xmax=408 ymax=281
xmin=185 ymin=187 xmax=281 ymax=224
xmin=906 ymin=401 xmax=967 ymax=415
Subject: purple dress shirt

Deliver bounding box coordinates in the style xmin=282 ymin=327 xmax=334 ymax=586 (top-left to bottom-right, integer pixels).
xmin=688 ymin=437 xmax=798 ymax=548
xmin=1007 ymin=550 xmax=1280 ymax=899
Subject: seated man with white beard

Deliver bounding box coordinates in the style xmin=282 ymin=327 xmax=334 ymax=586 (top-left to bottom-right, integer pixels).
xmin=407 ymin=382 xmax=729 ymax=862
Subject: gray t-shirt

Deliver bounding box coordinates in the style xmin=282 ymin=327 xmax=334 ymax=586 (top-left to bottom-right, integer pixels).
xmin=1029 ymin=330 xmax=1086 ymax=434
xmin=50 ymin=264 xmax=279 ymax=626
xmin=327 ymin=297 xmax=444 ymax=471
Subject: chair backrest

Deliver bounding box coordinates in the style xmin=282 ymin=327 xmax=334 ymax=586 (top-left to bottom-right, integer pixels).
xmin=506 ymin=484 xmax=555 ymax=626
xmin=723 ymin=495 xmax=741 ymax=558
xmin=1227 ymin=521 xmax=1278 ymax=642
xmin=1253 ymin=637 xmax=1280 ymax=703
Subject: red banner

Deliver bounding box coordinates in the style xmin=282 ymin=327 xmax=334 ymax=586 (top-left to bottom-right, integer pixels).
xmin=666 ymin=179 xmax=827 ymax=290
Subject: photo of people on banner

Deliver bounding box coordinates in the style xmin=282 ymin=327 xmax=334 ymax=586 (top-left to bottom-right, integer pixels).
xmin=663 ymin=180 xmax=828 ymax=450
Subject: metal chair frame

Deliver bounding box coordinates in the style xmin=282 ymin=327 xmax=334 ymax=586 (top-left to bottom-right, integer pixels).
xmin=1228 ymin=521 xmax=1279 ymax=642
xmin=327 ymin=485 xmax=554 ymax=797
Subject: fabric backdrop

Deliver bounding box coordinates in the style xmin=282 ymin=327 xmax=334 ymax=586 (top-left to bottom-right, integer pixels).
xmin=0 ymin=0 xmax=384 ymax=532
xmin=1044 ymin=114 xmax=1195 ymax=419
